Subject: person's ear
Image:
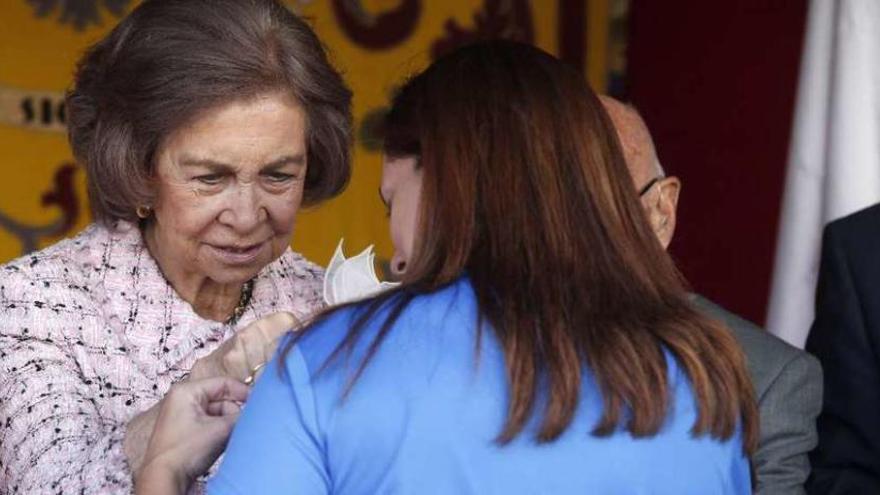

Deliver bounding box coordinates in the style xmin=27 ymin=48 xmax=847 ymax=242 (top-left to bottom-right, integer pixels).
xmin=652 ymin=176 xmax=680 ymax=249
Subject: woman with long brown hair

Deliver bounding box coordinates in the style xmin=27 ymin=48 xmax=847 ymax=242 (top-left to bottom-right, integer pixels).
xmin=139 ymin=40 xmax=758 ymax=494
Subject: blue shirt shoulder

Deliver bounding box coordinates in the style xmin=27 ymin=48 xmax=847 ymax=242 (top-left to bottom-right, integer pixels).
xmin=209 ymin=277 xmax=751 ymax=495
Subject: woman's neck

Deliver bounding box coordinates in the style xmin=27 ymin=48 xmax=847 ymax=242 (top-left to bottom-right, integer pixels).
xmin=143 ymin=225 xmax=243 ymax=322
xmin=186 ymin=280 xmax=243 ymax=322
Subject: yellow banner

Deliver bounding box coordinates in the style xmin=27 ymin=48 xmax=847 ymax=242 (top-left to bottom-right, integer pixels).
xmin=0 ymin=0 xmax=627 ymax=268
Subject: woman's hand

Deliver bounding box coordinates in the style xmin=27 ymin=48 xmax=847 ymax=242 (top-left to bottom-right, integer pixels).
xmin=189 ymin=311 xmax=299 ymax=383
xmin=134 ymin=377 xmax=250 ymax=495
xmin=125 ymin=312 xmax=298 ymax=479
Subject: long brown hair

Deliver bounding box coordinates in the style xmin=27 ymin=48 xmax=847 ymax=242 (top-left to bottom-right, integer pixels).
xmin=291 ymin=40 xmax=757 ymax=452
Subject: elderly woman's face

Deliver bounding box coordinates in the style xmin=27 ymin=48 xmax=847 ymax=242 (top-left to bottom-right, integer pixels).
xmin=149 ymin=92 xmax=307 ymax=286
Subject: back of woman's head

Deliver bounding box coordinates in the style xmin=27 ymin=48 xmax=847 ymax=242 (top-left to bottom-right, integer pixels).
xmin=345 ymin=40 xmax=756 ymax=452
xmin=383 ymin=40 xmax=758 ymax=449
xmin=384 ymin=41 xmax=668 ymax=293
xmin=66 ymin=0 xmax=352 ymax=225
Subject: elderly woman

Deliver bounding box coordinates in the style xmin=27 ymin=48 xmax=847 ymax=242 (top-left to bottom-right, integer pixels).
xmin=0 ymin=0 xmax=350 ymax=492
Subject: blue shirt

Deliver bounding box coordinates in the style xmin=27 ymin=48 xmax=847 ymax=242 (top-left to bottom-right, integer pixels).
xmin=209 ymin=277 xmax=751 ymax=494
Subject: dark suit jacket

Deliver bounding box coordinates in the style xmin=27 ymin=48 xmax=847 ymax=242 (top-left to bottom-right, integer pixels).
xmin=806 ymin=203 xmax=880 ymax=494
xmin=692 ymin=295 xmax=822 ymax=495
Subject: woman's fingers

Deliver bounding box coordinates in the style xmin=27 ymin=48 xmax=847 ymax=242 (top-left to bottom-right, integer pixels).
xmin=139 ymin=376 xmax=250 ymax=490
xmin=193 ymin=377 xmax=250 ymax=405
xmin=234 ymin=312 xmax=297 ymax=382
xmin=191 ymin=312 xmax=298 ymax=384
xmin=236 ymin=326 xmax=268 ymax=378
xmin=205 ymin=400 xmax=242 ymax=417
xmin=220 ymin=336 xmax=254 ymax=382
xmin=248 ymin=311 xmax=298 ymax=363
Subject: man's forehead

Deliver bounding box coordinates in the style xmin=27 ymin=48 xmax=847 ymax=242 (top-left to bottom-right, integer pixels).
xmin=598 ymin=95 xmax=658 ymax=183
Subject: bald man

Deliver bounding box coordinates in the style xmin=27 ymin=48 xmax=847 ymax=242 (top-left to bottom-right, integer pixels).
xmin=600 ymin=96 xmax=822 ymax=495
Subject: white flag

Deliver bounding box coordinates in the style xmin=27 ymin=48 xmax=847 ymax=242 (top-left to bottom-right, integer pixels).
xmin=767 ymin=0 xmax=880 ymax=348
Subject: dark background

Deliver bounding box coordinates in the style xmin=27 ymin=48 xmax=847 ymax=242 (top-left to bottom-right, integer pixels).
xmin=626 ymin=0 xmax=808 ymax=324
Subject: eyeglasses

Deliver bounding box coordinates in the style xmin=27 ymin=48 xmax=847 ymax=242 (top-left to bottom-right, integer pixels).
xmin=638 ymin=176 xmax=664 ymax=197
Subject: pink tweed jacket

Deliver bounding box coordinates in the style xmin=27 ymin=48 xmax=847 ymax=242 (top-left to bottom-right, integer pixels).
xmin=0 ymin=222 xmax=325 ymax=494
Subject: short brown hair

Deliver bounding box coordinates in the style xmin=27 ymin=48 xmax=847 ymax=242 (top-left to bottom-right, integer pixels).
xmin=292 ymin=41 xmax=758 ymax=453
xmin=66 ymin=0 xmax=352 ymax=225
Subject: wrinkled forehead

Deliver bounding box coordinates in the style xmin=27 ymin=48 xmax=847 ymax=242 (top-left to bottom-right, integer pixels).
xmin=598 ymin=96 xmax=659 ymax=185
